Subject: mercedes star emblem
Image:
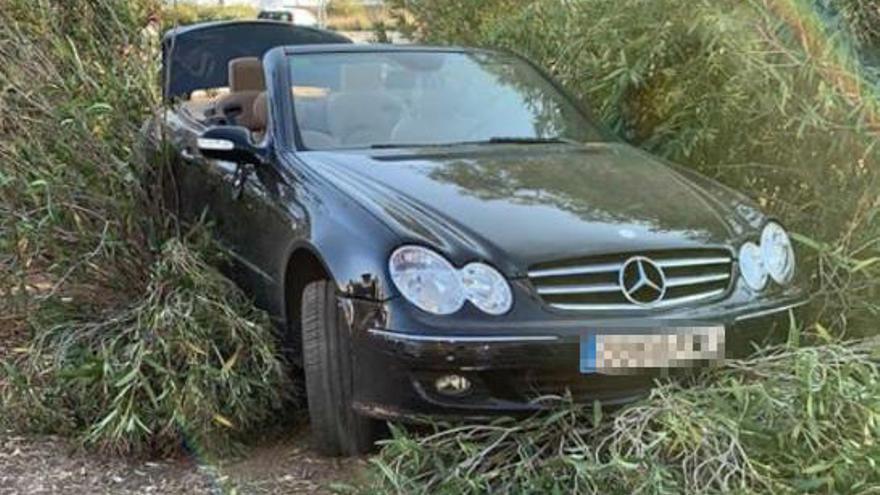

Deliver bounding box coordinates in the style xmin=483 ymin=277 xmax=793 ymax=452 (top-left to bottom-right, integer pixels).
xmin=619 ymin=256 xmax=667 ymax=306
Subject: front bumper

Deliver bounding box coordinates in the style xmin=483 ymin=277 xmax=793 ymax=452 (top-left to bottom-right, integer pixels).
xmin=347 ymin=290 xmax=808 ymax=421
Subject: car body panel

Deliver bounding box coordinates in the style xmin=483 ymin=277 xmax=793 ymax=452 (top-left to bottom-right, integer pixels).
xmin=146 ymin=38 xmax=810 ymax=420
xmin=297 ymin=144 xmax=760 ymax=277
xmin=345 ymin=291 xmax=804 ymax=418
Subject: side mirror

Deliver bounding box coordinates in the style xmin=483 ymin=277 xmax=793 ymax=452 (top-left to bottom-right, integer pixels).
xmin=197 ymin=126 xmax=263 ymax=164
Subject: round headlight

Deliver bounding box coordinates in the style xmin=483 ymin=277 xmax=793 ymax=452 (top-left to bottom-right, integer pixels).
xmin=389 ymin=246 xmax=465 ymax=315
xmin=460 ymin=262 xmax=513 ymax=315
xmin=739 ymin=242 xmax=768 ymax=291
xmin=760 ymin=222 xmax=795 ymax=285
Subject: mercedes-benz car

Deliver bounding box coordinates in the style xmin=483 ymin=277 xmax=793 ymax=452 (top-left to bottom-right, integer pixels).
xmin=146 ymin=21 xmax=809 ymax=456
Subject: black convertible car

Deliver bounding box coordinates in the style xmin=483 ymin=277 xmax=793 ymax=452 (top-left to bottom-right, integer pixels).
xmin=147 ymin=21 xmax=808 ymax=455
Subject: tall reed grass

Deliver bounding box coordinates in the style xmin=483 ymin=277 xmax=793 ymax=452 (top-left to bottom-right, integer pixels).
xmin=0 ymin=0 xmax=289 ymax=455
xmin=163 ymin=3 xmax=257 ymax=28
xmin=361 ymin=341 xmax=880 ymax=493
xmin=391 ymin=0 xmax=880 ymax=337
xmin=358 ymin=0 xmax=880 ymax=491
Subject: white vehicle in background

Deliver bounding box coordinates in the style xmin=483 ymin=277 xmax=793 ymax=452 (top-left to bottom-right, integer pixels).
xmin=257 ymin=7 xmax=319 ymax=27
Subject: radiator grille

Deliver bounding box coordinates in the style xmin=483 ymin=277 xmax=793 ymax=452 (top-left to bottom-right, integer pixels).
xmin=529 ymin=248 xmax=734 ymax=311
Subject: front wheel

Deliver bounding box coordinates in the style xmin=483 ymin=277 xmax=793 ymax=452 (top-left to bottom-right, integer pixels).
xmin=301 ymin=280 xmax=378 ymax=456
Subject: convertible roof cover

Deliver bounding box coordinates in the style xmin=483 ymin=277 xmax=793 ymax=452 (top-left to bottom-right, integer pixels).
xmin=162 ymin=21 xmax=351 ymax=100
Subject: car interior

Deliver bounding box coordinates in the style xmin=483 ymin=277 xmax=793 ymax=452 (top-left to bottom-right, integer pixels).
xmin=281 ymin=53 xmax=546 ymax=149
xmin=182 ymin=54 xmax=508 ymax=150
xmin=184 ymin=56 xmax=408 ymax=149
xmin=289 ymin=61 xmax=481 ymax=149
xmin=187 ymin=57 xmax=270 ymax=137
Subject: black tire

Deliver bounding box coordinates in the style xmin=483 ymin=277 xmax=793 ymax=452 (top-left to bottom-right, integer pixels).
xmin=301 ymin=280 xmax=377 ymax=456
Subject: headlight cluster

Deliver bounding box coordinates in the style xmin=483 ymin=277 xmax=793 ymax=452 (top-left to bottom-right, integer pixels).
xmin=739 ymin=222 xmax=795 ymax=291
xmin=389 ymin=246 xmax=513 ymax=315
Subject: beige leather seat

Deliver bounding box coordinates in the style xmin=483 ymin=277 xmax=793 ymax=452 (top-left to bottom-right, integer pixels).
xmin=253 ymin=91 xmax=340 ymax=149
xmin=326 ymin=64 xmax=403 ymax=147
xmin=253 ymin=92 xmax=268 ymax=135
xmin=391 ymin=92 xmax=478 ymax=144
xmin=215 ymin=57 xmax=265 ymax=131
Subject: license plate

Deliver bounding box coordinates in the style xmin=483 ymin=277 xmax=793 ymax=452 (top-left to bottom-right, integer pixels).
xmin=580 ymin=326 xmax=725 ymax=373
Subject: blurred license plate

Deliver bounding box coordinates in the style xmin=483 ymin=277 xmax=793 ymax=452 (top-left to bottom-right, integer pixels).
xmin=580 ymin=326 xmax=725 ymax=373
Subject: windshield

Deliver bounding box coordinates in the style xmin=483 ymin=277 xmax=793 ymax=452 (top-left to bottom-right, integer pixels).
xmin=286 ymin=51 xmax=605 ymax=150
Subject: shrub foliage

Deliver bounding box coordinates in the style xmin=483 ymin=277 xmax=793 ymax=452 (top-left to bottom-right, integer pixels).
xmin=363 ymin=343 xmax=880 ymax=493
xmin=3 ymin=239 xmax=288 ymax=455
xmin=0 ymin=0 xmax=288 ymax=454
xmin=362 ymin=0 xmax=880 ymax=492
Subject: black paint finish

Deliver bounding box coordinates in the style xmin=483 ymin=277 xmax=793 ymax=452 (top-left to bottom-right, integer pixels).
xmin=147 ymin=34 xmax=808 ymax=419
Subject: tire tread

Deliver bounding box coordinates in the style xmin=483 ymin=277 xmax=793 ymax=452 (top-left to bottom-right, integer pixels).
xmin=301 ymin=280 xmax=374 ymax=456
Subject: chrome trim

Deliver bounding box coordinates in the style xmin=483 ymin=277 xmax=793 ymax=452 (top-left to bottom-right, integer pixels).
xmin=367 ymin=328 xmax=559 ymax=343
xmin=734 ymin=300 xmax=809 ymax=322
xmin=197 ymin=137 xmax=234 ymax=151
xmin=656 ymin=257 xmax=731 ymax=268
xmin=652 ymin=288 xmax=727 ymax=307
xmin=530 ymin=252 xmax=734 ymax=312
xmin=537 ymin=283 xmax=619 ymax=295
xmin=665 ymin=273 xmax=730 ymax=287
xmin=529 ymin=256 xmax=732 ymax=279
xmin=536 ymin=272 xmax=728 ymax=295
xmin=528 ymin=262 xmax=622 ymax=278
xmin=619 ymin=256 xmax=667 ymax=306
xmin=549 ymin=288 xmax=726 ymax=311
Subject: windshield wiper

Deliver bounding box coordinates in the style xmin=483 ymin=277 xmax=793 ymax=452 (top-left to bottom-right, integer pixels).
xmin=369 ymin=137 xmax=578 ymax=149
xmin=483 ymin=136 xmax=579 ymax=145
xmin=369 ymin=143 xmax=448 ymax=149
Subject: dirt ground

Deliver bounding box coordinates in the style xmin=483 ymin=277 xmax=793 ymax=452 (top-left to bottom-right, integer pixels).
xmin=0 ymin=425 xmax=367 ymax=495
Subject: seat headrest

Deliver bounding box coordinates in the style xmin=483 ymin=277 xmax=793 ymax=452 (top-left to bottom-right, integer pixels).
xmin=229 ymin=57 xmax=265 ymax=92
xmin=341 ymin=64 xmax=382 ymax=91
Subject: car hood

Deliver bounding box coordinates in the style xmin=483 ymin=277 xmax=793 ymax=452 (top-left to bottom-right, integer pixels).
xmin=298 ymin=143 xmax=763 ymax=277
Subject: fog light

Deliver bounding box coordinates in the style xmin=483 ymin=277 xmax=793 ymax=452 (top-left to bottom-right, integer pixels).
xmin=434 ymin=374 xmax=472 ymax=396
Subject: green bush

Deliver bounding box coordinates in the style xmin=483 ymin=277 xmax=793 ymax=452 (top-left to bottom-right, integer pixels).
xmin=391 ymin=0 xmax=880 ymax=336
xmin=362 ymin=342 xmax=880 ymax=493
xmin=2 ymin=238 xmax=288 ymax=455
xmin=365 ymin=0 xmax=880 ymax=492
xmin=0 ymin=0 xmax=289 ymax=455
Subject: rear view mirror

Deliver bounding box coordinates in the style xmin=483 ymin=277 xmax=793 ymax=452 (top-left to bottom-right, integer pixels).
xmin=198 ymin=126 xmax=263 ymax=164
